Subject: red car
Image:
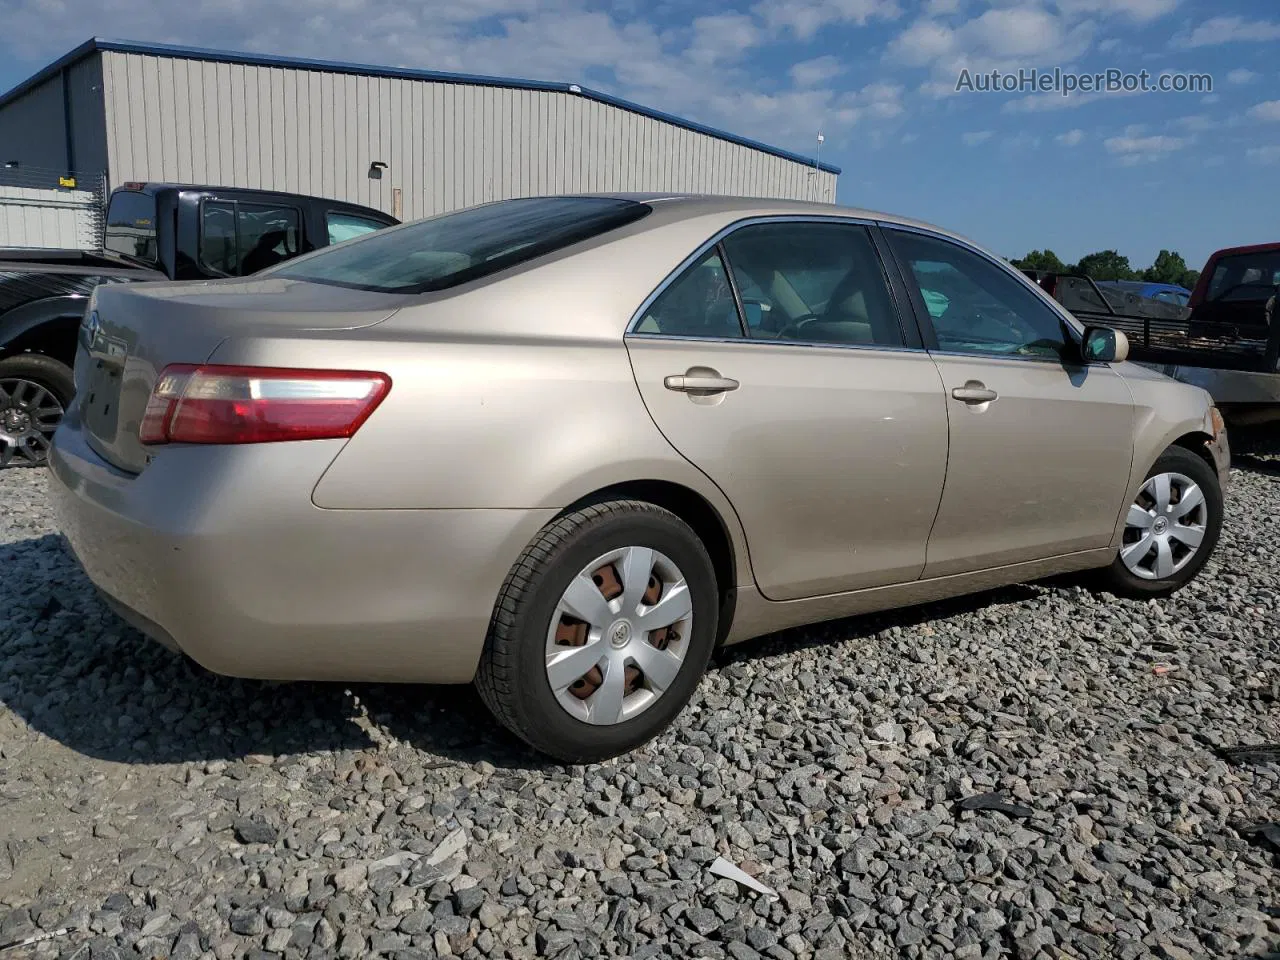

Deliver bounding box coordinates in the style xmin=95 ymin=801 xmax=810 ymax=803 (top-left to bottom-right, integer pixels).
xmin=1188 ymin=242 xmax=1280 ymax=340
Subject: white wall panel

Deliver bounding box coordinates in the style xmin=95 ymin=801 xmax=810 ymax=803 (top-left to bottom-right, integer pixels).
xmin=99 ymin=51 xmax=839 ymax=220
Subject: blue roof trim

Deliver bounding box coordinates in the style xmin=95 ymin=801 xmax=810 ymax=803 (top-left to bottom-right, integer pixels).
xmin=0 ymin=38 xmax=842 ymax=176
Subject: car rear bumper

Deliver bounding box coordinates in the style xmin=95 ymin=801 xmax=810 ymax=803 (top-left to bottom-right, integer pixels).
xmin=48 ymin=416 xmax=553 ymax=684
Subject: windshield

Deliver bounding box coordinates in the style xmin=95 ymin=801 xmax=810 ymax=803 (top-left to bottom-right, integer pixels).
xmin=274 ymin=196 xmax=651 ymax=294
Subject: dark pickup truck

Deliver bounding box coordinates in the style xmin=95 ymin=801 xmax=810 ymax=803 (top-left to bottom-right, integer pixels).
xmin=0 ymin=182 xmax=398 ymax=467
xmin=1027 ymin=243 xmax=1280 ymax=426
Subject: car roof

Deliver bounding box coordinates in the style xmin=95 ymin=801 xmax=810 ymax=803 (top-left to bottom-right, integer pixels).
xmin=569 ymin=192 xmax=986 ymax=249
xmin=116 ymin=182 xmax=396 ymax=220
xmin=1204 ymin=241 xmax=1280 ymax=261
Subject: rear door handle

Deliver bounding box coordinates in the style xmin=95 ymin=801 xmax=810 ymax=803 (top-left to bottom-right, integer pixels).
xmin=951 ymin=382 xmax=998 ymax=404
xmin=664 ymin=374 xmax=740 ymax=394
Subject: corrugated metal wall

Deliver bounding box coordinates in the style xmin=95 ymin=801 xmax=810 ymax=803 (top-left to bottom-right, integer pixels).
xmin=0 ymin=75 xmax=69 ymax=174
xmin=0 ymin=57 xmax=106 ymax=180
xmin=0 ymin=185 xmax=102 ymax=249
xmin=100 ymin=51 xmax=837 ymax=220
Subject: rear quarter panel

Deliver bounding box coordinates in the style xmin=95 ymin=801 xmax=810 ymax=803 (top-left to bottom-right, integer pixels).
xmin=206 ymin=330 xmax=755 ymax=588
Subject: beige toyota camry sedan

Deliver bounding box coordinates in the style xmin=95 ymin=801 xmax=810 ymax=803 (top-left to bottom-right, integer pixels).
xmin=50 ymin=194 xmax=1229 ymax=761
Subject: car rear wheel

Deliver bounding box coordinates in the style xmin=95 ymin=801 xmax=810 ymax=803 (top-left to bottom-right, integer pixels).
xmin=476 ymin=500 xmax=719 ymax=763
xmin=0 ymin=355 xmax=73 ymax=469
xmin=1098 ymin=446 xmax=1222 ymax=599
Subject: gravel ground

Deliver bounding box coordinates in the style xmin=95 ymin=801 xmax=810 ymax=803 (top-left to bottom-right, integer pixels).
xmin=1 ymin=436 xmax=1278 ymax=960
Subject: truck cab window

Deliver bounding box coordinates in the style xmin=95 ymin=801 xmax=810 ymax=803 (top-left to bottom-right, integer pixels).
xmin=199 ymin=201 xmax=302 ymax=276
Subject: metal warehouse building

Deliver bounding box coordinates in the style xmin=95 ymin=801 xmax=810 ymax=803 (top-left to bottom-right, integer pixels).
xmin=0 ymin=38 xmax=839 ymax=223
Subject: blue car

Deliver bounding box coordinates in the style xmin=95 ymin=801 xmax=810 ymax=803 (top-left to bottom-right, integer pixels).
xmin=1096 ymin=280 xmax=1192 ymax=307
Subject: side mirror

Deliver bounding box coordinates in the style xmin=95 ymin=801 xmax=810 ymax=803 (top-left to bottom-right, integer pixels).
xmin=1082 ymin=325 xmax=1129 ymax=364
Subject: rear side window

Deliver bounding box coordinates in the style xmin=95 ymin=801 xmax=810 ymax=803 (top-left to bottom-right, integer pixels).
xmin=274 ymin=197 xmax=651 ymax=294
xmin=103 ymin=191 xmax=158 ymax=265
xmin=199 ymin=201 xmax=302 ymax=276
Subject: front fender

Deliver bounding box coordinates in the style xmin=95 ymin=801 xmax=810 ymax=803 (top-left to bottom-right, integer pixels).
xmin=1109 ymin=378 xmax=1224 ymax=550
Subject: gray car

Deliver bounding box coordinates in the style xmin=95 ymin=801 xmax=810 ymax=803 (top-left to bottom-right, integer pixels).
xmin=49 ymin=194 xmax=1229 ymax=761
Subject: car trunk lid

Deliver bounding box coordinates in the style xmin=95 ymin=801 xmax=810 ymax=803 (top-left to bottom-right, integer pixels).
xmin=75 ymin=276 xmax=403 ymax=474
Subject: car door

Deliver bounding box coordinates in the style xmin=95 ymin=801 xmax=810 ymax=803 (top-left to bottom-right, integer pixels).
xmin=882 ymin=226 xmax=1136 ymax=579
xmin=625 ymin=218 xmax=949 ymax=601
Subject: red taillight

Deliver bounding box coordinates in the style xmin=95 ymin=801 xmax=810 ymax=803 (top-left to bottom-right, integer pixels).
xmin=139 ymin=365 xmax=391 ymax=445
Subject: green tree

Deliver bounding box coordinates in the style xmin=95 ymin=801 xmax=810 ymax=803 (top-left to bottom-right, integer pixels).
xmin=1142 ymin=249 xmax=1191 ymax=286
xmin=1076 ymin=250 xmax=1137 ymax=281
xmin=1182 ymin=268 xmax=1200 ymax=290
xmin=1012 ymin=249 xmax=1068 ymax=274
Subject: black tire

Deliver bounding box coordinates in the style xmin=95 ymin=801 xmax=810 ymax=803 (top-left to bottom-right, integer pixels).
xmin=475 ymin=500 xmax=719 ymax=763
xmin=0 ymin=353 xmax=74 ymax=469
xmin=1096 ymin=446 xmax=1223 ymax=599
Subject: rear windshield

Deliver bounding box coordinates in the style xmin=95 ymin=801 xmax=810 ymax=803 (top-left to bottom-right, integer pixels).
xmin=1206 ymin=250 xmax=1280 ymax=302
xmin=274 ymin=197 xmax=651 ymax=294
xmin=103 ymin=191 xmax=159 ymax=266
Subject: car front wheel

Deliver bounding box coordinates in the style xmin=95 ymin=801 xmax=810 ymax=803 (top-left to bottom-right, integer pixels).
xmin=1099 ymin=445 xmax=1223 ymax=599
xmin=476 ymin=500 xmax=719 ymax=763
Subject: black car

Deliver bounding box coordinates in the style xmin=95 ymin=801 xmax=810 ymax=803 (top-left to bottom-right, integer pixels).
xmin=0 ymin=182 xmax=398 ymax=467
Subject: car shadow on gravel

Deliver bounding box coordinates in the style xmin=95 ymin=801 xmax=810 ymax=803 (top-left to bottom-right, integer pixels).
xmin=1230 ymin=426 xmax=1280 ymax=476
xmin=3 ymin=532 xmax=1049 ymax=773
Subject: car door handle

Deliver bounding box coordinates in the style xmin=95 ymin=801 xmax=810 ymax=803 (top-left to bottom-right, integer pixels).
xmin=664 ymin=374 xmax=740 ymax=394
xmin=951 ymin=383 xmax=999 ymax=404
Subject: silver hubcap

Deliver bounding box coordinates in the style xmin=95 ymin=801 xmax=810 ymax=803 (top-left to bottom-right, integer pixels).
xmin=0 ymin=378 xmax=65 ymax=467
xmin=545 ymin=546 xmax=693 ymax=726
xmin=1121 ymin=472 xmax=1207 ymax=580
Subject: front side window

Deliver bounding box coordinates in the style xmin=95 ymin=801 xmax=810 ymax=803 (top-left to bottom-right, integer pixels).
xmin=634 ymin=249 xmax=744 ymax=339
xmin=103 ymin=191 xmax=158 ymax=265
xmin=721 ymin=222 xmax=904 ymax=347
xmin=327 ymin=211 xmax=387 ymax=245
xmin=888 ymin=230 xmax=1071 ymax=360
xmin=275 ymin=197 xmax=651 ymax=293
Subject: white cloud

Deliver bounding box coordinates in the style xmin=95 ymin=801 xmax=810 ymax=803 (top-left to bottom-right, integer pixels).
xmin=1247 ymin=101 xmax=1280 ymax=123
xmin=1247 ymin=145 xmax=1280 ymax=165
xmin=1055 ymin=0 xmax=1179 ymax=22
xmin=789 ymin=55 xmax=845 ymax=87
xmin=754 ymin=0 xmax=902 ymax=40
xmin=1004 ymin=91 xmax=1103 ymax=112
xmin=962 ymin=130 xmax=993 ymax=145
xmin=924 ymin=0 xmax=960 ymax=13
xmin=1104 ymin=134 xmax=1190 ymax=164
xmin=1227 ymin=68 xmax=1259 ymax=85
xmin=686 ymin=13 xmax=763 ymax=66
xmin=1174 ymin=16 xmax=1280 ymax=48
xmin=1056 ymin=128 xmax=1085 ymax=146
xmin=1098 ymin=37 xmax=1121 ymax=51
xmin=1175 ymin=115 xmax=1214 ymax=132
xmin=886 ymin=6 xmax=1094 ymax=96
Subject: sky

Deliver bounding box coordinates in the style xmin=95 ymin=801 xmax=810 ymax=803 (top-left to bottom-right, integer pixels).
xmin=0 ymin=0 xmax=1277 ymax=270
